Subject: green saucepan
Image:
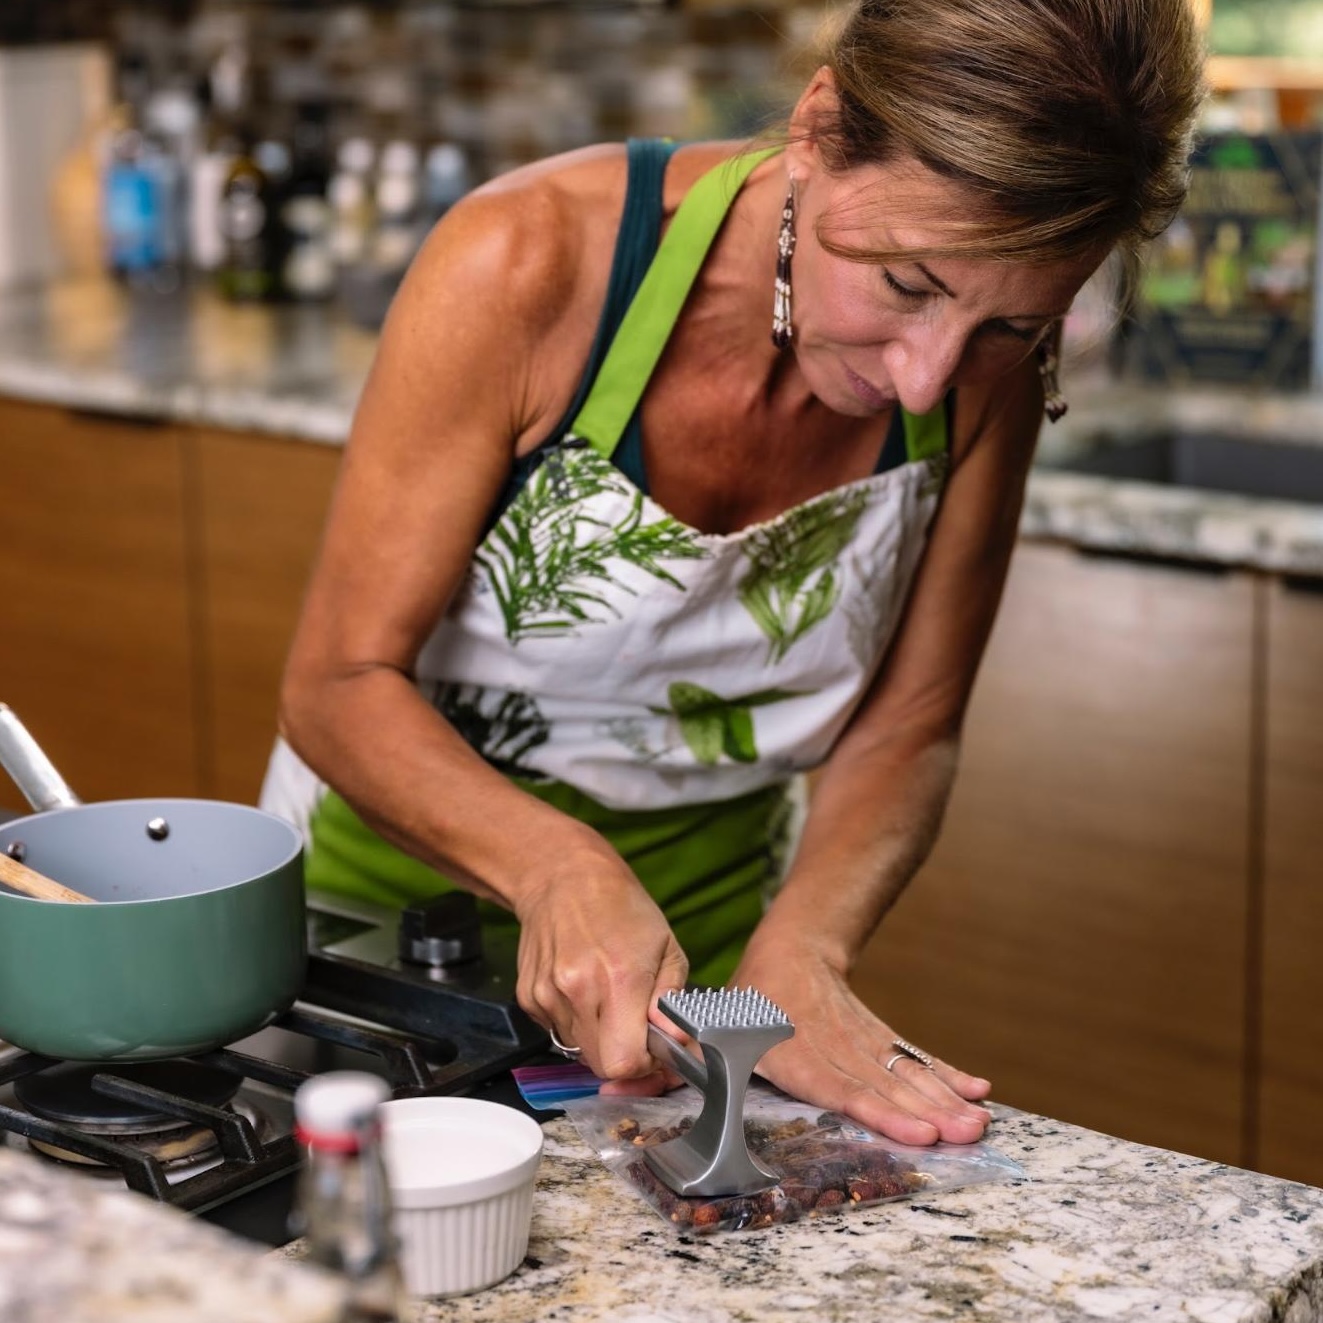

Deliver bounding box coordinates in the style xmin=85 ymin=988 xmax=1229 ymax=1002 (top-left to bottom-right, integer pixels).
xmin=0 ymin=707 xmax=305 ymax=1062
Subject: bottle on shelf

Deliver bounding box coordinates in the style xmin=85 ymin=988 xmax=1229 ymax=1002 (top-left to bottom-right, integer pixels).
xmin=421 ymin=141 xmax=472 ymax=230
xmin=102 ymin=117 xmax=165 ymax=285
xmin=142 ymin=74 xmax=202 ymax=289
xmin=279 ymin=102 xmax=335 ymax=301
xmin=328 ymin=135 xmax=377 ymax=271
xmin=371 ymin=139 xmax=422 ymax=276
xmin=191 ymin=47 xmax=248 ymax=275
xmin=216 ymin=122 xmax=280 ymax=302
xmin=139 ymin=134 xmax=184 ymax=291
xmin=290 ymin=1071 xmax=407 ymax=1323
xmin=52 ymin=95 xmax=116 ymax=280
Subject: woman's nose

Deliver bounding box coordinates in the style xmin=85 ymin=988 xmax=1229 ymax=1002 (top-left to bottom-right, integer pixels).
xmin=884 ymin=323 xmax=968 ymax=416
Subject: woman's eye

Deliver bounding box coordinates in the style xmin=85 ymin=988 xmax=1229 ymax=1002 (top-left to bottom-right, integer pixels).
xmin=985 ymin=320 xmax=1046 ymax=344
xmin=882 ymin=270 xmax=927 ymax=302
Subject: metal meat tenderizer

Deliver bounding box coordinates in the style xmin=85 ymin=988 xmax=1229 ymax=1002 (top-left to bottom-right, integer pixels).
xmin=643 ymin=985 xmax=794 ymax=1198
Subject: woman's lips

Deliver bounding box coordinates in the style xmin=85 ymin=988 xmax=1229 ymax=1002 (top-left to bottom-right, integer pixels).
xmin=843 ymin=364 xmax=892 ymax=411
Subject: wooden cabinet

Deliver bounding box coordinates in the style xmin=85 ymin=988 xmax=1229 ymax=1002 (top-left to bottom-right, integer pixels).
xmin=0 ymin=398 xmax=198 ymax=809
xmin=192 ymin=428 xmax=340 ymax=804
xmin=0 ymin=396 xmax=341 ymax=813
xmin=852 ymin=542 xmax=1257 ymax=1167
xmin=1258 ymin=577 xmax=1323 ymax=1186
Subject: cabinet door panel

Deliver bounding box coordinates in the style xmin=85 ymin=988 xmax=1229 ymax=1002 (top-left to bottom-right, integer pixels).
xmin=852 ymin=542 xmax=1253 ymax=1165
xmin=193 ymin=428 xmax=340 ymax=804
xmin=0 ymin=398 xmax=197 ymax=808
xmin=1259 ymin=578 xmax=1323 ymax=1185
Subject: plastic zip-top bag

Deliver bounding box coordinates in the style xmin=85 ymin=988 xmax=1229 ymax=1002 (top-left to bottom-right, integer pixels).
xmin=514 ymin=1065 xmax=1024 ymax=1235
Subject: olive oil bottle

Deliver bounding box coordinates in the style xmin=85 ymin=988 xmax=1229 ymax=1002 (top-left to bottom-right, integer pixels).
xmin=217 ymin=123 xmax=279 ymax=301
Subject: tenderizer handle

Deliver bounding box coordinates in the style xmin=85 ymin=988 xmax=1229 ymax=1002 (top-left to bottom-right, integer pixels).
xmin=648 ymin=1023 xmax=708 ymax=1091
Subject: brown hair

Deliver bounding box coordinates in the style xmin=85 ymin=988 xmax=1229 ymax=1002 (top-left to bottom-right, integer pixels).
xmin=809 ymin=0 xmax=1206 ymax=263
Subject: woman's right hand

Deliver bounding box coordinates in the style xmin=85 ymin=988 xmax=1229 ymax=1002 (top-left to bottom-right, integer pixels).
xmin=511 ymin=849 xmax=689 ymax=1082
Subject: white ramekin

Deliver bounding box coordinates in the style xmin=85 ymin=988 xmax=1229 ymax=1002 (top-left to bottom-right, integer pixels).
xmin=379 ymin=1096 xmax=544 ymax=1298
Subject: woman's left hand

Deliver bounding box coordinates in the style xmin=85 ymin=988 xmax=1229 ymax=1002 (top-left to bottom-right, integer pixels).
xmin=731 ymin=942 xmax=993 ymax=1146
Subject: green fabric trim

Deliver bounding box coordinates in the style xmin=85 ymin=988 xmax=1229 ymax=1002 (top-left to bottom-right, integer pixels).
xmin=571 ymin=147 xmax=781 ymax=459
xmin=307 ymin=776 xmax=793 ymax=987
xmin=902 ymin=402 xmax=948 ymax=463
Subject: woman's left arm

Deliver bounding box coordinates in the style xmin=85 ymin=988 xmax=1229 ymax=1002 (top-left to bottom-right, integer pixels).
xmin=734 ymin=355 xmax=1044 ymax=1144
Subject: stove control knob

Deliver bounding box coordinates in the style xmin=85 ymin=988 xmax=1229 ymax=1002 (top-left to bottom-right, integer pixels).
xmin=400 ymin=892 xmax=483 ymax=969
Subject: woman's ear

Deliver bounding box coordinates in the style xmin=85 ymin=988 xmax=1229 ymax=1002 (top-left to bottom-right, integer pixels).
xmin=786 ymin=67 xmax=841 ymax=178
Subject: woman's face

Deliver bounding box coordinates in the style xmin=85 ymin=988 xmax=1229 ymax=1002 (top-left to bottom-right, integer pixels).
xmin=784 ymin=154 xmax=1100 ymax=419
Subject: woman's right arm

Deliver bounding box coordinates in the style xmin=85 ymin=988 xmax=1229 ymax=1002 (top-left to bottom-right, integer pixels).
xmin=279 ymin=165 xmax=688 ymax=1079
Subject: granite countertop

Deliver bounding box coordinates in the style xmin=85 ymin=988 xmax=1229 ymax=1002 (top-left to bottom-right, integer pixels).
xmin=1026 ymin=384 xmax=1323 ymax=579
xmin=5 ymin=1094 xmax=1323 ymax=1322
xmin=0 ymin=1148 xmax=347 ymax=1323
xmin=2 ymin=279 xmax=1322 ymax=577
xmin=0 ymin=278 xmax=372 ymax=443
xmin=274 ymin=1103 xmax=1323 ymax=1323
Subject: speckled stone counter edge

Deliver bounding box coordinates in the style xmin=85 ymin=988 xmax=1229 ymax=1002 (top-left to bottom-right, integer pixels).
xmin=276 ymin=1104 xmax=1323 ymax=1323
xmin=0 ymin=1147 xmax=347 ymax=1323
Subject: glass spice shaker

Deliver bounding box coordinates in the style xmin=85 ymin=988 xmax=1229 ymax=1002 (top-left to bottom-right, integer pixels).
xmin=291 ymin=1071 xmax=409 ymax=1322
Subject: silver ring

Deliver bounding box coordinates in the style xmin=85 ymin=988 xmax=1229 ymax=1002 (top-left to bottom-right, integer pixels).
xmin=888 ymin=1037 xmax=935 ymax=1070
xmin=549 ymin=1026 xmax=582 ymax=1059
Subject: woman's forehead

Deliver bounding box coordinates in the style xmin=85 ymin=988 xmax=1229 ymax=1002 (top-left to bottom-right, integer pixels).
xmin=813 ymin=162 xmax=1104 ymax=296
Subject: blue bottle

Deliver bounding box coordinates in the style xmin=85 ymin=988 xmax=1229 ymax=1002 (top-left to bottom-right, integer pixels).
xmin=103 ymin=127 xmax=164 ymax=280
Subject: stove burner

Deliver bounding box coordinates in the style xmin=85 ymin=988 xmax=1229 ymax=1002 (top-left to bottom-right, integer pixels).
xmin=13 ymin=1060 xmax=240 ymax=1133
xmin=26 ymin=1098 xmax=269 ymax=1172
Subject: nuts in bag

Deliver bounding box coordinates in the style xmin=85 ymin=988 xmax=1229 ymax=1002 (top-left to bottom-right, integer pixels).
xmin=548 ymin=1079 xmax=1024 ymax=1235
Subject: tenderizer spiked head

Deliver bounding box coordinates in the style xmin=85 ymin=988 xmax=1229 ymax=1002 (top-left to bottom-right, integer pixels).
xmin=659 ymin=985 xmax=792 ymax=1035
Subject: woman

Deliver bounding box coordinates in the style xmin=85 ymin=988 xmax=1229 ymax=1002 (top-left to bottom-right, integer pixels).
xmin=264 ymin=0 xmax=1204 ymax=1145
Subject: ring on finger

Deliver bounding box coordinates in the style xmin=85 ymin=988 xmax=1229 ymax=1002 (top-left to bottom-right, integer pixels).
xmin=885 ymin=1036 xmax=935 ymax=1071
xmin=549 ymin=1026 xmax=582 ymax=1059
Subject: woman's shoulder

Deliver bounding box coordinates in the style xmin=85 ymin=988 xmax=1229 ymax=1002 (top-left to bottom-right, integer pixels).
xmin=400 ymin=139 xmax=746 ymax=350
xmin=380 ymin=140 xmax=754 ymax=449
xmin=410 ymin=139 xmax=751 ymax=319
xmin=469 ymin=142 xmax=631 ymax=237
xmin=404 ymin=144 xmax=629 ymax=338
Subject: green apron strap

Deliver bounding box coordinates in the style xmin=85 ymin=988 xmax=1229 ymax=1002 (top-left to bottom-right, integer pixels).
xmin=902 ymin=401 xmax=948 ymax=462
xmin=570 ymin=147 xmax=781 ymax=459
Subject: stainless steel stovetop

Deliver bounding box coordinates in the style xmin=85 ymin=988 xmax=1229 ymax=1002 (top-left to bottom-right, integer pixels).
xmin=0 ymin=891 xmax=552 ymax=1246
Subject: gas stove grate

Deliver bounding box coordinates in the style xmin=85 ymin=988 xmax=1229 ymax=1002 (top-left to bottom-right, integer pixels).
xmin=0 ymin=1007 xmax=497 ymax=1213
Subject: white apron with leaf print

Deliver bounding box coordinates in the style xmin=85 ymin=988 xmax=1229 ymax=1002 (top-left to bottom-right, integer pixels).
xmin=407 ymin=437 xmax=947 ymax=812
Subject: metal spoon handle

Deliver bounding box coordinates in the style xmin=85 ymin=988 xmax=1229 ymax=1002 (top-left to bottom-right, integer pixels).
xmin=0 ymin=704 xmax=82 ymax=812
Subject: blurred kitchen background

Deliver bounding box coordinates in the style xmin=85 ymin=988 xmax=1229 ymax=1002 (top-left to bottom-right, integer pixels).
xmin=0 ymin=0 xmax=820 ymax=314
xmin=1 ymin=0 xmax=1322 ymax=349
xmin=2 ymin=0 xmax=1323 ymax=1202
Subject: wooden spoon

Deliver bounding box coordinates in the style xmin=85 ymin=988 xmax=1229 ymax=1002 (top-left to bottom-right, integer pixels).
xmin=0 ymin=854 xmax=95 ymax=903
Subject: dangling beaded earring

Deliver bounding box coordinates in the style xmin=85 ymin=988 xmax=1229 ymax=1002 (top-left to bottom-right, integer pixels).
xmin=1037 ymin=324 xmax=1068 ymax=422
xmin=771 ymin=179 xmax=797 ymax=350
